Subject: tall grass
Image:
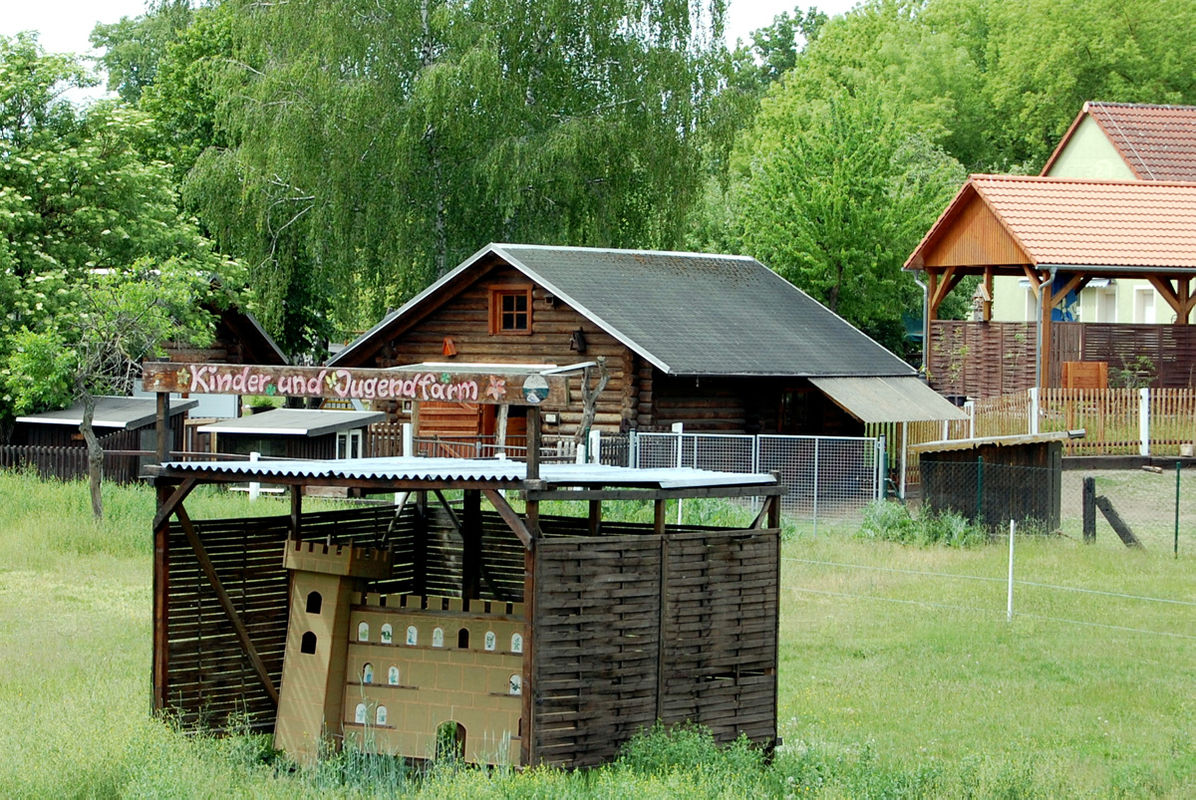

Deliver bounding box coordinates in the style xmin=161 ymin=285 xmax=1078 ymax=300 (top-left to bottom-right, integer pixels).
xmin=0 ymin=470 xmax=1193 ymax=797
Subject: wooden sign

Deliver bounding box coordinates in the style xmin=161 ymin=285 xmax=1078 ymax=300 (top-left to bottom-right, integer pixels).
xmin=142 ymin=362 xmax=567 ymax=407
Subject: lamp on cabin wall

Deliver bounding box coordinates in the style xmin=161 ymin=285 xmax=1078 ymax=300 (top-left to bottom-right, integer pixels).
xmin=442 ymin=336 xmax=458 ymax=357
xmin=569 ymin=328 xmax=587 ymax=353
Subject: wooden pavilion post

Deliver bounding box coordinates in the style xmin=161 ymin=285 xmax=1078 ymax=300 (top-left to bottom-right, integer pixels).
xmin=152 ymin=482 xmax=172 ymax=710
xmin=461 ymin=489 xmax=482 ymax=604
xmin=155 ymin=392 xmax=171 ymax=464
xmin=521 ymin=404 xmax=542 ymax=766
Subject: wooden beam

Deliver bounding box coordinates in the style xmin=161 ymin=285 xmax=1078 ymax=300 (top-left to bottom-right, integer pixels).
xmin=654 ymin=498 xmax=668 ymax=723
xmin=1179 ymin=278 xmax=1194 ymax=324
xmin=482 ymin=489 xmax=535 ymax=550
xmin=928 ymin=267 xmax=960 ymax=318
xmin=521 ymin=544 xmax=536 ymax=767
xmin=982 ymin=267 xmax=994 ymax=321
xmin=587 ymin=499 xmax=602 ymax=536
xmin=175 ymin=505 xmax=279 ymax=706
xmin=1022 ymin=265 xmax=1046 ymax=297
xmin=926 ymin=271 xmax=940 ymax=321
xmin=1148 ymin=276 xmax=1187 ymax=323
xmin=151 ymin=477 xmax=197 ymax=531
xmin=290 ymin=486 xmax=303 ymax=540
xmin=1049 ymin=273 xmax=1092 ymax=307
xmin=413 ymin=492 xmax=428 ymax=596
xmin=526 ymin=406 xmax=541 ymax=482
xmin=155 ymin=392 xmax=171 ymax=464
xmin=525 ymin=484 xmax=785 ymax=502
xmin=152 ymin=484 xmax=172 ymax=710
xmin=460 ymin=490 xmax=482 ymax=603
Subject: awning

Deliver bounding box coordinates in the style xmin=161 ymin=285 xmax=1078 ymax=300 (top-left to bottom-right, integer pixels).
xmin=809 ymin=376 xmax=968 ymax=424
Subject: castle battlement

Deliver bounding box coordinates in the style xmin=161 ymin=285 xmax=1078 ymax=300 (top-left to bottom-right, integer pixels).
xmin=356 ymin=593 xmax=524 ymax=619
xmin=283 ymin=538 xmax=393 ymax=580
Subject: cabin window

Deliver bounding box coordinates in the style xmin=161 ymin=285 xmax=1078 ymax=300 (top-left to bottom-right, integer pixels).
xmin=432 ymin=627 xmax=445 ymax=648
xmin=510 ymin=633 xmax=523 ymax=654
xmin=336 ymin=428 xmax=363 ymax=459
xmin=457 ymin=628 xmax=470 ymax=649
xmin=354 ymin=703 xmax=367 ymax=724
xmin=484 ymin=631 xmax=496 ymax=652
xmin=305 ymin=591 xmax=322 ymax=614
xmin=406 ymin=625 xmax=418 ymax=646
xmin=376 ymin=705 xmax=388 ymax=726
xmin=358 ymin=621 xmax=369 ymax=642
xmin=380 ymin=624 xmax=393 ymax=644
xmin=300 ymin=631 xmax=317 ymax=654
xmin=489 ymin=285 xmax=533 ymax=334
xmin=388 ymin=666 xmax=399 ymax=685
xmin=362 ymin=663 xmax=374 ymax=684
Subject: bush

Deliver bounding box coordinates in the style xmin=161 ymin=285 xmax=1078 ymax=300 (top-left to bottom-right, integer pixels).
xmin=858 ymin=501 xmax=987 ymax=547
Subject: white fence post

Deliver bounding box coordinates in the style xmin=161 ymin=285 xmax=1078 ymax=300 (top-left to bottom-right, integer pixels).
xmin=401 ymin=422 xmax=413 ymax=457
xmin=1139 ymin=387 xmax=1151 ymax=456
xmin=1007 ymin=519 xmax=1016 ymax=622
xmin=588 ymin=429 xmax=601 ymax=464
xmin=812 ymin=437 xmax=820 ymax=535
xmin=248 ymin=451 xmax=261 ymax=501
xmin=965 ymin=400 xmax=975 ymax=439
xmin=628 ymin=429 xmax=638 ymax=468
xmin=1028 ymin=387 xmax=1040 ymax=435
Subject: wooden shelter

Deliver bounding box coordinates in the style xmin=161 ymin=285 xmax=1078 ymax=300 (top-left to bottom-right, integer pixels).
xmin=142 ymin=361 xmax=783 ymax=768
xmin=911 ymin=431 xmax=1071 ymax=530
xmin=196 ymin=408 xmax=385 ymax=460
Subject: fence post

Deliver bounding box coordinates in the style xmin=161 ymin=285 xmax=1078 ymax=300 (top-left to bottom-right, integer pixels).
xmin=248 ymin=451 xmax=261 ymax=501
xmin=876 ymin=436 xmax=886 ymax=500
xmin=1139 ymin=387 xmax=1151 ymax=457
xmin=401 ymin=422 xmax=413 ymax=457
xmin=1082 ymin=476 xmax=1096 ymax=543
xmin=812 ymin=437 xmax=820 ymax=535
xmin=588 ymin=429 xmax=601 ymax=465
xmin=629 ymin=430 xmax=638 ymax=468
xmin=965 ymin=400 xmax=975 ymax=440
xmin=1028 ymin=387 xmax=1039 ymax=435
xmin=1006 ymin=519 xmax=1016 ymax=622
xmin=975 ymin=455 xmax=984 ymax=524
xmin=1176 ymin=461 xmax=1181 ymax=559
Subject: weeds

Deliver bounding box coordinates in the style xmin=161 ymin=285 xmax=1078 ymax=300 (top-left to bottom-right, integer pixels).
xmin=858 ymin=500 xmax=987 ymax=547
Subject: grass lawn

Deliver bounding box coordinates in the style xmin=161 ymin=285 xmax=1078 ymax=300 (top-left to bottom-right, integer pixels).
xmin=0 ymin=470 xmax=1192 ymax=798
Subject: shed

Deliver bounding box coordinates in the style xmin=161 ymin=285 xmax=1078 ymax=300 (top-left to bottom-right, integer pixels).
xmin=147 ymin=457 xmax=783 ymax=768
xmin=910 ymin=431 xmax=1076 ymax=530
xmin=8 ymin=396 xmax=196 ymax=482
xmin=197 ymin=408 xmax=386 ymax=460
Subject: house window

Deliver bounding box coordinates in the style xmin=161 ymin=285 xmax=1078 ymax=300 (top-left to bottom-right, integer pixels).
xmin=489 ymin=285 xmax=533 ymax=334
xmin=337 ymin=428 xmax=363 ymax=459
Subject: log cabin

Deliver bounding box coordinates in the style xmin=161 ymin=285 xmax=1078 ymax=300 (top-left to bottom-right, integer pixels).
xmin=330 ymin=244 xmax=960 ymax=442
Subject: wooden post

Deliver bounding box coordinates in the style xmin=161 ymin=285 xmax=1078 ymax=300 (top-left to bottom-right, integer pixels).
xmin=290 ymin=485 xmax=303 ymax=541
xmin=520 ymin=479 xmax=541 ymax=767
xmin=654 ymin=498 xmax=667 ymax=723
xmin=526 ymin=406 xmax=541 ymax=481
xmin=1082 ymin=477 xmax=1096 ymax=543
xmin=462 ymin=489 xmax=482 ymax=604
xmin=152 ymin=482 xmax=172 ymax=710
xmin=587 ymin=499 xmax=602 ymax=536
xmin=414 ymin=491 xmax=428 ymax=597
xmin=155 ymin=392 xmax=171 ymax=464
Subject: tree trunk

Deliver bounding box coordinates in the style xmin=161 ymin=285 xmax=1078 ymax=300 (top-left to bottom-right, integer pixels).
xmin=79 ymin=393 xmax=104 ymax=520
xmin=573 ymin=357 xmax=611 ymax=445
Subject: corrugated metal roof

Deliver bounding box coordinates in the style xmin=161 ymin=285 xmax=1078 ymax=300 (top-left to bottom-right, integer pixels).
xmin=809 ymin=376 xmax=967 ymax=423
xmin=332 ymin=244 xmax=914 ymax=379
xmin=16 ymin=396 xmax=198 ymax=429
xmin=909 ymin=430 xmax=1080 ymax=454
xmin=155 ymin=456 xmax=778 ymax=489
xmin=907 ymin=175 xmax=1196 ymax=272
xmin=197 ymin=408 xmax=386 ymax=437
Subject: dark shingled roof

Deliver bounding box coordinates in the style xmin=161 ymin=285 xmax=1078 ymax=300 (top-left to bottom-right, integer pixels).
xmin=333 ymin=244 xmax=913 ymax=378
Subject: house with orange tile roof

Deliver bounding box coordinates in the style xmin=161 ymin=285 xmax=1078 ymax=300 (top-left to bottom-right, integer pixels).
xmin=904 ymin=103 xmax=1196 ymax=397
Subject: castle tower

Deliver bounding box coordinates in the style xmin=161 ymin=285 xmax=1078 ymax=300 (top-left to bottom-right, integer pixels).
xmin=274 ymin=539 xmax=391 ymax=765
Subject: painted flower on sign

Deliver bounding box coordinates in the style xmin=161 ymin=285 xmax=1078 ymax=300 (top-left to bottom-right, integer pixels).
xmin=485 ymin=376 xmax=506 ymax=401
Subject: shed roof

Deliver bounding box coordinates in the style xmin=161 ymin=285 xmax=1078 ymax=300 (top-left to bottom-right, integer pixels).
xmin=905 ymin=175 xmax=1196 ymax=273
xmin=197 ymin=408 xmax=386 ymax=437
xmin=809 ymin=376 xmax=967 ymax=423
xmin=909 ymin=430 xmax=1080 ymax=454
xmin=151 ymin=456 xmax=779 ymax=491
xmin=1043 ymin=102 xmax=1196 ymax=181
xmin=332 ymin=244 xmax=914 ymax=379
xmin=15 ymin=396 xmax=197 ymax=430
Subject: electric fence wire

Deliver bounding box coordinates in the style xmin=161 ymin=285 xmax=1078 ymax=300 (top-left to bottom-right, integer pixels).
xmin=782 ymin=556 xmax=1196 ymax=607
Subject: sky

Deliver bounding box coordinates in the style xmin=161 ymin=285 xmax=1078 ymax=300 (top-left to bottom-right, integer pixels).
xmin=1 ymin=0 xmax=862 ymax=59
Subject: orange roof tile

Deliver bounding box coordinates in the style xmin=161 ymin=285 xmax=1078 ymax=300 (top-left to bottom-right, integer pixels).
xmin=1045 ymin=102 xmax=1196 ymax=181
xmin=907 ymin=175 xmax=1196 ymax=271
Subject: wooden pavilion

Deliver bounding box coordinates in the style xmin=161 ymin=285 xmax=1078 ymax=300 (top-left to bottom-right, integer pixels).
xmin=905 ymin=175 xmax=1196 ymax=395
xmin=142 ymin=362 xmax=783 ymax=768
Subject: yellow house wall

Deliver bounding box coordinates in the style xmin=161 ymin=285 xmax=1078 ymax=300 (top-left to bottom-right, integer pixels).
xmin=340 ymin=597 xmax=526 ymax=765
xmin=1044 ymin=116 xmax=1137 ymax=180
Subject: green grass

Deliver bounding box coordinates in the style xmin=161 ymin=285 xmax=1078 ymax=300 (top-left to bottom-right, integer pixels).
xmin=0 ymin=470 xmax=1193 ymax=797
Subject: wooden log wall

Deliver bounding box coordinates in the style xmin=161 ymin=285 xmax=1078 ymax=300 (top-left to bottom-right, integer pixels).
xmin=531 ymin=527 xmax=779 ymax=768
xmin=369 ymin=265 xmax=632 ymax=436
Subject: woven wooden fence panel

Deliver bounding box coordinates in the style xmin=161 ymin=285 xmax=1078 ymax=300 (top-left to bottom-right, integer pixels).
xmin=659 ymin=529 xmax=778 ymax=744
xmin=164 ymin=504 xmax=408 ymax=733
xmin=532 ymin=528 xmax=779 ymax=768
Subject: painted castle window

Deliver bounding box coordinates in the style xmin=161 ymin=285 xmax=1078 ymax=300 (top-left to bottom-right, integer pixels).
xmin=380 ymin=623 xmax=393 ymax=644
xmin=358 ymin=621 xmax=369 ymax=642
xmin=457 ymin=628 xmax=470 ymax=648
xmin=305 ymin=591 xmax=322 ymax=614
xmin=354 ymin=703 xmax=367 ymax=724
xmin=388 ymin=665 xmax=399 ymax=685
xmin=406 ymin=625 xmax=418 ymax=646
xmin=508 ymin=674 xmax=522 ymax=695
xmin=435 ymin=721 xmax=466 ymax=761
xmin=510 ymin=633 xmax=523 ymax=654
xmin=362 ymin=663 xmax=374 ymax=684
xmin=376 ymin=705 xmax=388 ymax=726
xmin=484 ymin=631 xmax=496 ymax=651
xmin=432 ymin=627 xmax=444 ymax=648
xmin=300 ymin=631 xmax=317 ymax=654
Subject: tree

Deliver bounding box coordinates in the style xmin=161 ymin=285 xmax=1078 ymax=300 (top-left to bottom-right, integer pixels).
xmin=91 ymin=0 xmax=199 ymax=104
xmin=164 ymin=0 xmax=727 ymax=354
xmin=0 ymin=34 xmax=243 ymax=516
xmin=732 ymin=86 xmax=966 ymax=355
